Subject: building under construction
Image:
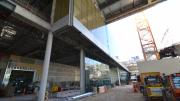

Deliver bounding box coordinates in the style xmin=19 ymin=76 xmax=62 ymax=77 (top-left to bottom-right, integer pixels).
xmin=1 ymin=0 xmax=177 ymax=101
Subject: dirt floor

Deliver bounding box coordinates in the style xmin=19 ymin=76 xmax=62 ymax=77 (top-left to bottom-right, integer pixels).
xmin=77 ymin=85 xmax=145 ymax=101
xmin=0 ymin=85 xmax=145 ymax=101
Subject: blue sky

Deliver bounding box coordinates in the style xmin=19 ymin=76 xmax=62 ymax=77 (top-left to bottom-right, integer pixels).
xmin=107 ymin=0 xmax=180 ymax=62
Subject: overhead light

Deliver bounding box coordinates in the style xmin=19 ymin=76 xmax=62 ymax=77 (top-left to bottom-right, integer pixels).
xmin=0 ymin=26 xmax=16 ymax=40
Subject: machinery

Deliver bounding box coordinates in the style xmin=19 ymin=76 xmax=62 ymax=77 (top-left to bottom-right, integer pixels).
xmin=135 ymin=13 xmax=159 ymax=61
xmin=163 ymin=73 xmax=180 ymax=101
xmin=140 ymin=72 xmax=164 ymax=101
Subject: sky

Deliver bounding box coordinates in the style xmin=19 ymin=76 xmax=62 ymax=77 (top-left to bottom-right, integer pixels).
xmin=107 ymin=0 xmax=180 ymax=62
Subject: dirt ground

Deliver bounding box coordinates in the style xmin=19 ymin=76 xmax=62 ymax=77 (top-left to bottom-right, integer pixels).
xmin=0 ymin=85 xmax=145 ymax=101
xmin=77 ymin=85 xmax=145 ymax=101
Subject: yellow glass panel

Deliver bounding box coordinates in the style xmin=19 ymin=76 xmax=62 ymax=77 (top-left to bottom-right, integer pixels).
xmin=54 ymin=0 xmax=69 ymax=22
xmin=74 ymin=0 xmax=105 ymax=30
xmin=74 ymin=0 xmax=81 ymax=20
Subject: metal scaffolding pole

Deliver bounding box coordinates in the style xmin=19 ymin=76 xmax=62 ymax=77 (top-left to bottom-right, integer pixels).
xmin=80 ymin=49 xmax=85 ymax=94
xmin=38 ymin=32 xmax=53 ymax=101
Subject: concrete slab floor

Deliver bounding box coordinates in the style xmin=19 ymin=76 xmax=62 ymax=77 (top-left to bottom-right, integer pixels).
xmin=0 ymin=94 xmax=36 ymax=101
xmin=77 ymin=85 xmax=145 ymax=101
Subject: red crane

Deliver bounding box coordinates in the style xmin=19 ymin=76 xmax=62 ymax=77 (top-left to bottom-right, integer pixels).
xmin=135 ymin=13 xmax=159 ymax=61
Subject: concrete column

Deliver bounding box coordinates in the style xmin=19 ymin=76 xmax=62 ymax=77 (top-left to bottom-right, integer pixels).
xmin=80 ymin=49 xmax=85 ymax=94
xmin=38 ymin=32 xmax=53 ymax=101
xmin=117 ymin=68 xmax=121 ymax=86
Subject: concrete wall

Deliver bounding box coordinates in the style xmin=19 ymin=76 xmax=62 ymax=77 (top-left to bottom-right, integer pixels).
xmin=0 ymin=56 xmax=9 ymax=84
xmin=48 ymin=63 xmax=80 ymax=83
xmin=137 ymin=58 xmax=180 ymax=75
xmin=0 ymin=56 xmax=8 ymax=69
xmin=10 ymin=55 xmax=80 ymax=82
xmin=0 ymin=55 xmax=80 ymax=85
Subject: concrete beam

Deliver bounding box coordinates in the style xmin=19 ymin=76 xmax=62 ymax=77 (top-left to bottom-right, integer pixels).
xmin=106 ymin=0 xmax=166 ymax=24
xmin=56 ymin=55 xmax=78 ymax=62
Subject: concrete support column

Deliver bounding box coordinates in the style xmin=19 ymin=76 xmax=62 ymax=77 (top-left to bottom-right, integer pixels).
xmin=38 ymin=32 xmax=53 ymax=101
xmin=117 ymin=68 xmax=121 ymax=86
xmin=80 ymin=49 xmax=85 ymax=94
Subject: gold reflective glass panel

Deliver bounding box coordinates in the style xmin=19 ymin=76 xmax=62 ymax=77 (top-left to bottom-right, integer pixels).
xmin=54 ymin=0 xmax=69 ymax=22
xmin=74 ymin=0 xmax=105 ymax=30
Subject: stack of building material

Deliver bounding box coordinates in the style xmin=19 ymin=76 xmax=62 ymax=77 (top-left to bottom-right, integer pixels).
xmin=99 ymin=86 xmax=107 ymax=93
xmin=54 ymin=90 xmax=80 ymax=98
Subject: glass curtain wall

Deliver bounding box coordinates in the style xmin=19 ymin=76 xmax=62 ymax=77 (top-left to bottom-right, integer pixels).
xmin=74 ymin=0 xmax=105 ymax=30
xmin=120 ymin=71 xmax=130 ymax=85
xmin=109 ymin=68 xmax=119 ymax=86
xmin=91 ymin=26 xmax=110 ymax=54
xmin=85 ymin=57 xmax=111 ymax=92
xmin=74 ymin=0 xmax=112 ymax=55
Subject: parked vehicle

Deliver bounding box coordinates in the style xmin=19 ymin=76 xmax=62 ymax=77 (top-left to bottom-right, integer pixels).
xmin=140 ymin=72 xmax=164 ymax=101
xmin=163 ymin=73 xmax=180 ymax=101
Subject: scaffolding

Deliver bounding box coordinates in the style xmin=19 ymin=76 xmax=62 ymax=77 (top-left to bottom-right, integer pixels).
xmin=135 ymin=13 xmax=159 ymax=61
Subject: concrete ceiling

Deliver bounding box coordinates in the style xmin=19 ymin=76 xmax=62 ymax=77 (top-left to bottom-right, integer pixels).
xmin=0 ymin=14 xmax=79 ymax=65
xmin=95 ymin=0 xmax=166 ymax=24
xmin=0 ymin=16 xmax=127 ymax=70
